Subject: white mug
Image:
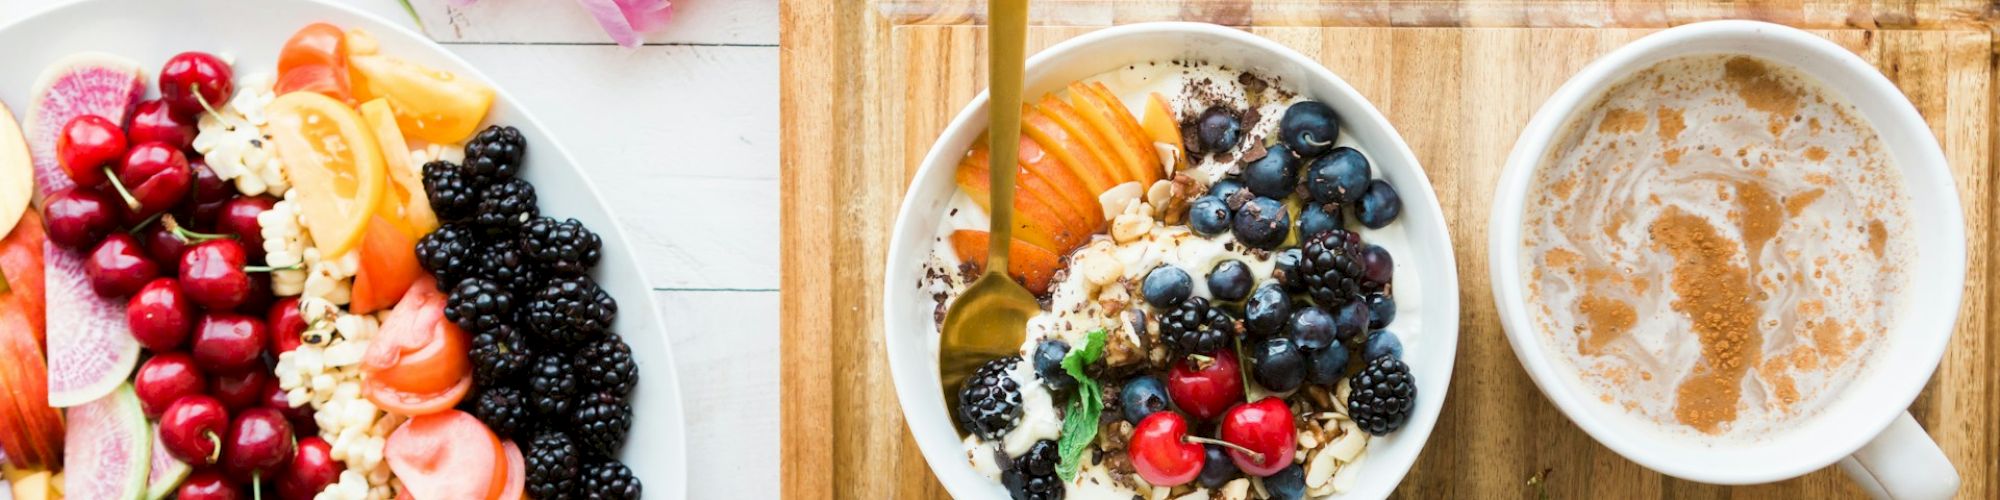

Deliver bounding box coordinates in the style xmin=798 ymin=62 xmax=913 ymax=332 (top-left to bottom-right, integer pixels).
xmin=1487 ymin=20 xmax=1965 ymax=498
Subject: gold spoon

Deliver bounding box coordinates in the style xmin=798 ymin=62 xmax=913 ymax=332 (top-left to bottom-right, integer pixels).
xmin=940 ymin=0 xmax=1035 ymax=436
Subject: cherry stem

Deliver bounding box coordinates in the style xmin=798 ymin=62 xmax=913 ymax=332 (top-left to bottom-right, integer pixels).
xmin=101 ymin=166 xmax=142 ymax=211
xmin=163 ymin=215 xmax=235 ymax=244
xmin=252 ymin=471 xmax=263 ymax=500
xmin=1185 ymin=436 xmax=1264 ymax=462
xmin=191 ymin=83 xmax=236 ymax=128
xmin=126 ymin=211 xmax=164 ymax=235
xmin=1186 ymin=353 xmax=1214 ymax=365
xmin=246 ymin=263 xmax=303 ymax=273
xmin=204 ymin=431 xmax=222 ymax=464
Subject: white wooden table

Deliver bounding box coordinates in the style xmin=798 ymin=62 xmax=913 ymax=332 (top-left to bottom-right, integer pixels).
xmin=0 ymin=0 xmax=779 ymax=497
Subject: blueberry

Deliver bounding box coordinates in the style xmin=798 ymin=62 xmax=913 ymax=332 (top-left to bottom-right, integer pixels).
xmin=1209 ymin=178 xmax=1248 ymax=207
xmin=1250 ymin=337 xmax=1307 ymax=393
xmin=1289 ymin=306 xmax=1334 ymax=351
xmin=1305 ymin=147 xmax=1371 ymax=205
xmin=1142 ymin=265 xmax=1193 ymax=309
xmin=1356 ymin=179 xmax=1402 ymax=229
xmin=1364 ymin=330 xmax=1404 ymax=361
xmin=1361 ymin=244 xmax=1394 ymax=291
xmin=1207 ymin=260 xmax=1254 ymax=303
xmin=1188 ymin=196 xmax=1231 ymax=236
xmin=1264 ymin=463 xmax=1307 ymax=500
xmin=1119 ymin=375 xmax=1172 ymax=424
xmin=1245 ymin=283 xmax=1292 ymax=337
xmin=1272 ymin=247 xmax=1304 ymax=292
xmin=1279 ymin=101 xmax=1340 ymax=158
xmin=1033 ymin=340 xmax=1074 ymax=391
xmin=1307 ymin=343 xmax=1350 ymax=386
xmin=1242 ymin=144 xmax=1298 ymax=198
xmin=1195 ymin=106 xmax=1243 ymax=155
xmin=1333 ymin=300 xmax=1372 ymax=346
xmin=1197 ymin=445 xmax=1240 ymax=489
xmin=1296 ymin=202 xmax=1341 ymax=241
xmin=1365 ymin=292 xmax=1396 ymax=329
xmin=1230 ymin=197 xmax=1291 ymax=250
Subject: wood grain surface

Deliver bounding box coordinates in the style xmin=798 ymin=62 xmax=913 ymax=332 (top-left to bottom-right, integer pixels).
xmin=782 ymin=2 xmax=1997 ymax=498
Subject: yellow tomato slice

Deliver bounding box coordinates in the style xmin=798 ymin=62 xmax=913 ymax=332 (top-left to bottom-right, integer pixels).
xmin=267 ymin=91 xmax=388 ymax=259
xmin=360 ymin=99 xmax=439 ymax=236
xmin=348 ymin=52 xmax=495 ymax=144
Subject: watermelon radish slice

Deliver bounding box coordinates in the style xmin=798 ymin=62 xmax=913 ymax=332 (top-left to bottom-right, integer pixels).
xmin=63 ymin=384 xmax=150 ymax=500
xmin=145 ymin=423 xmax=190 ymax=500
xmin=24 ymin=53 xmax=146 ymax=407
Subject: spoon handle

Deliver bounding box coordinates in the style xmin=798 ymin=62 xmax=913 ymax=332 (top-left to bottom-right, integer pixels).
xmin=986 ymin=0 xmax=1028 ymax=275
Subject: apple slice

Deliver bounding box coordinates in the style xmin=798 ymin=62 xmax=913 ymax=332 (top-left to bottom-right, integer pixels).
xmin=1085 ymin=82 xmax=1165 ymax=186
xmin=1141 ymin=92 xmax=1187 ymax=170
xmin=954 ymin=146 xmax=1067 ymax=250
xmin=0 ymin=101 xmax=30 ymax=240
xmin=1067 ymin=82 xmax=1157 ymax=187
xmin=1021 ymin=105 xmax=1117 ymax=195
xmin=1016 ymin=134 xmax=1104 ymax=235
xmin=949 ymin=230 xmax=1061 ymax=296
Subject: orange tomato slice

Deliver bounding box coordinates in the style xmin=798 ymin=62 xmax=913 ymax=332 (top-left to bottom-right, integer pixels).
xmin=359 ymin=99 xmax=438 ymax=235
xmin=276 ymin=23 xmax=351 ymax=102
xmin=346 ymin=47 xmax=495 ymax=144
xmin=267 ymin=91 xmax=387 ymax=260
xmin=364 ymin=279 xmax=472 ymax=416
xmin=386 ymin=410 xmax=501 ymax=500
xmin=495 ymin=441 xmax=524 ymax=500
xmin=349 ymin=216 xmax=421 ymax=315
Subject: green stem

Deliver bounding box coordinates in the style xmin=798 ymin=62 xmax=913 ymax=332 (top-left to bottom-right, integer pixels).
xmin=102 ymin=166 xmax=141 ymax=212
xmin=245 ymin=263 xmax=304 ymax=273
xmin=164 ymin=215 xmax=235 ymax=244
xmin=126 ymin=211 xmax=164 ymax=235
xmin=1185 ymin=435 xmax=1264 ymax=462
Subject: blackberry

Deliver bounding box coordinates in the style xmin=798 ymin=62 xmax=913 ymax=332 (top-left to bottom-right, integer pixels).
xmin=956 ymin=356 xmax=1021 ymax=440
xmin=475 ymin=178 xmax=540 ymax=230
xmin=1347 ymin=355 xmax=1416 ymax=435
xmin=579 ymin=337 xmax=639 ymax=395
xmin=1297 ymin=229 xmax=1366 ymax=308
xmin=524 ymin=430 xmax=582 ymax=499
xmin=468 ymin=324 xmax=532 ymax=386
xmin=527 ymin=355 xmax=580 ymax=417
xmin=468 ymin=386 xmax=530 ymax=438
xmin=464 ymin=125 xmax=527 ymax=181
xmin=581 ymin=461 xmax=642 ymax=500
xmin=445 ymin=278 xmax=513 ymax=334
xmin=571 ymin=390 xmax=632 ymax=458
xmin=1001 ymin=440 xmax=1064 ymax=500
xmin=522 ymin=217 xmax=603 ymax=275
xmin=415 ymin=223 xmax=481 ymax=288
xmin=525 ymin=277 xmax=617 ymax=345
xmin=421 ymin=161 xmax=481 ymax=222
xmin=1158 ymin=297 xmax=1238 ymax=356
xmin=477 ymin=236 xmax=544 ymax=296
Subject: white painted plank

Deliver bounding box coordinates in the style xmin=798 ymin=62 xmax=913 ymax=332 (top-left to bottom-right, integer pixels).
xmin=653 ymin=290 xmax=779 ymax=499
xmin=451 ymin=43 xmax=780 ymax=290
xmin=408 ymin=0 xmax=777 ymax=46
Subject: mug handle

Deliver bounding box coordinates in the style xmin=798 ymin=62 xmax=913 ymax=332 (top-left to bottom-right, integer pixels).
xmin=1836 ymin=412 xmax=1959 ymax=500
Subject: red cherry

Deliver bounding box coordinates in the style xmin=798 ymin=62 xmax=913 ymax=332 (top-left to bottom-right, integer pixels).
xmin=222 ymin=407 xmax=295 ymax=484
xmin=176 ymin=470 xmax=245 ymax=500
xmin=42 ymin=187 xmax=120 ymax=250
xmin=1219 ymin=397 xmax=1297 ymax=477
xmin=159 ymin=395 xmax=230 ymax=465
xmin=160 ymin=52 xmax=234 ymax=118
xmin=268 ymin=297 xmax=307 ymax=355
xmin=1166 ymin=350 xmax=1245 ymax=422
xmin=1129 ymin=412 xmax=1206 ymax=487
xmin=127 ymin=99 xmax=197 ymax=151
xmin=115 ymin=142 xmax=193 ymax=219
xmin=134 ymin=353 xmax=206 ymax=418
xmin=182 ymin=160 xmax=231 ymax=228
xmin=215 ymin=196 xmax=274 ymax=262
xmin=237 ymin=272 xmax=275 ymax=315
xmin=277 ymin=436 xmax=341 ymax=499
xmin=84 ymin=233 xmax=158 ymax=297
xmin=192 ymin=313 xmax=268 ymax=374
xmin=210 ymin=368 xmax=270 ymax=412
xmin=139 ymin=223 xmax=191 ymax=276
xmin=55 ymin=114 xmax=125 ymax=187
xmin=264 ymin=382 xmax=315 ymax=435
xmin=180 ymin=239 xmax=251 ymax=310
xmin=128 ymin=278 xmax=196 ymax=350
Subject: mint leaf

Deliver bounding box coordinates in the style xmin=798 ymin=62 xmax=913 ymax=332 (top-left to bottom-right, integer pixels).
xmin=1055 ymin=329 xmax=1107 ymax=481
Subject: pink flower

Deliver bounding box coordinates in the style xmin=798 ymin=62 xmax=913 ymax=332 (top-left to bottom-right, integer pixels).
xmin=446 ymin=0 xmax=673 ymax=48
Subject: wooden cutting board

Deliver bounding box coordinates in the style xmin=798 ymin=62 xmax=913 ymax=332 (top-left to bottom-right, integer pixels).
xmin=782 ymin=1 xmax=1997 ymax=498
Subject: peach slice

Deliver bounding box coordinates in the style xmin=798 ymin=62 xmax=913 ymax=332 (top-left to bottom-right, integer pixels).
xmin=949 ymin=229 xmax=1060 ymax=296
xmin=1141 ymin=92 xmax=1186 ymax=169
xmin=1016 ymin=134 xmax=1104 ymax=234
xmin=1022 ymin=105 xmax=1117 ymax=195
xmin=1085 ymin=82 xmax=1165 ymax=186
xmin=1067 ymin=82 xmax=1157 ymax=187
xmin=1006 ymin=147 xmax=1091 ymax=250
xmin=954 ymin=146 xmax=1072 ymax=250
xmin=1036 ymin=95 xmax=1132 ymax=186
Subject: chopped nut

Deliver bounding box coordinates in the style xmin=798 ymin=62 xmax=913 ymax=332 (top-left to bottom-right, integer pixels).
xmin=1100 ymin=181 xmax=1145 ymax=220
xmin=1079 ymin=248 xmax=1125 ymax=287
xmin=1327 ymin=423 xmax=1367 ymax=461
xmin=1331 ymin=451 xmax=1366 ymax=493
xmin=1217 ymin=479 xmax=1251 ymax=500
xmin=1112 ymin=211 xmax=1154 ymax=244
xmin=1306 ymin=445 xmax=1339 ymax=488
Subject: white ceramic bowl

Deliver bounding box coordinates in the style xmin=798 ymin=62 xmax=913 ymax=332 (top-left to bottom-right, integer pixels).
xmin=885 ymin=23 xmax=1460 ymax=499
xmin=1489 ymin=21 xmax=1965 ymax=488
xmin=0 ymin=0 xmax=687 ymax=496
